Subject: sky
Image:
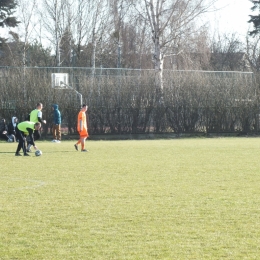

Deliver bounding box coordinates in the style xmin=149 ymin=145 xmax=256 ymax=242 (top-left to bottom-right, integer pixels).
xmin=0 ymin=0 xmax=256 ymax=45
xmin=206 ymin=0 xmax=254 ymax=39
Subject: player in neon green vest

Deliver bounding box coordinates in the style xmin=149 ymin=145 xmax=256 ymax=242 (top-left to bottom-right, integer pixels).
xmin=15 ymin=121 xmax=41 ymax=156
xmin=30 ymin=109 xmax=40 ymax=123
xmin=27 ymin=103 xmax=46 ymax=152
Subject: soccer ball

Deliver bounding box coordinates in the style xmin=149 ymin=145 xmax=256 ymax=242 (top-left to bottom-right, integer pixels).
xmin=35 ymin=150 xmax=42 ymax=156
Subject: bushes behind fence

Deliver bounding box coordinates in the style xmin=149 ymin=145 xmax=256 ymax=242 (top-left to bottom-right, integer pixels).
xmin=0 ymin=67 xmax=257 ymax=135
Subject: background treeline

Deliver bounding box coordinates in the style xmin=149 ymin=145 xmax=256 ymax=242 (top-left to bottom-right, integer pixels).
xmin=0 ymin=0 xmax=257 ymax=72
xmin=1 ymin=0 xmax=260 ymax=136
xmin=0 ymin=67 xmax=258 ymax=136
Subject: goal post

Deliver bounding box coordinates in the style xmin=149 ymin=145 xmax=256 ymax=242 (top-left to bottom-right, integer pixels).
xmin=51 ymin=73 xmax=82 ymax=107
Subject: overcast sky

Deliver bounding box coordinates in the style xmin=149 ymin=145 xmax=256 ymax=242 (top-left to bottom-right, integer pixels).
xmin=207 ymin=0 xmax=254 ymax=39
xmin=0 ymin=0 xmax=256 ymax=45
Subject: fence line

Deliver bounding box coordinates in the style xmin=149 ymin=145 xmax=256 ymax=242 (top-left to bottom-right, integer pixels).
xmin=0 ymin=67 xmax=258 ymax=136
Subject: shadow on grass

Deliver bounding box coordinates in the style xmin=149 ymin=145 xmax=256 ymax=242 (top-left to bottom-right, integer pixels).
xmin=0 ymin=151 xmax=79 ymax=154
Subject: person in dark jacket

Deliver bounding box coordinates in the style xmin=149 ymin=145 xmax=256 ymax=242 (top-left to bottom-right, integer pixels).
xmin=0 ymin=118 xmax=14 ymax=142
xmin=51 ymin=104 xmax=61 ymax=143
xmin=8 ymin=116 xmax=18 ymax=140
xmin=0 ymin=118 xmax=9 ymax=141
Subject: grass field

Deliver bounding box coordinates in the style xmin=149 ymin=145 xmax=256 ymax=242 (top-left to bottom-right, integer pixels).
xmin=1 ymin=137 xmax=260 ymax=259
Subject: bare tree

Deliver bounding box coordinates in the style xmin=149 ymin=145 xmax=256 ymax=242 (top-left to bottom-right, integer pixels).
xmin=38 ymin=0 xmax=111 ymax=68
xmin=72 ymin=0 xmax=107 ymax=67
xmin=92 ymin=1 xmax=110 ymax=69
xmin=39 ymin=0 xmax=73 ymax=66
xmin=211 ymin=33 xmax=246 ymax=71
xmin=132 ymin=0 xmax=217 ymax=91
xmin=246 ymin=35 xmax=260 ymax=72
xmin=108 ymin=0 xmax=133 ymax=68
xmin=16 ymin=0 xmax=37 ymax=66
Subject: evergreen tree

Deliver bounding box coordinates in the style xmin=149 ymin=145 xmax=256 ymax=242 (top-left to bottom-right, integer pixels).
xmin=249 ymin=0 xmax=260 ymax=36
xmin=0 ymin=0 xmax=19 ymax=43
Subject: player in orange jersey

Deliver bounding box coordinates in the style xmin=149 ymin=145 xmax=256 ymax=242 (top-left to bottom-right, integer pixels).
xmin=74 ymin=104 xmax=89 ymax=152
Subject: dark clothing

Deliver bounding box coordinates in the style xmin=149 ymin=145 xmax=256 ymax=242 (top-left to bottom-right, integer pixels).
xmin=8 ymin=117 xmax=18 ymax=137
xmin=33 ymin=130 xmax=40 ymax=141
xmin=8 ymin=122 xmax=16 ymax=136
xmin=0 ymin=120 xmax=8 ymax=133
xmin=27 ymin=128 xmax=40 ymax=147
xmin=52 ymin=104 xmax=61 ymax=124
xmin=16 ymin=122 xmax=35 ymax=155
xmin=16 ymin=126 xmax=27 ymax=154
xmin=0 ymin=132 xmax=9 ymax=141
xmin=0 ymin=120 xmax=9 ymax=141
xmin=52 ymin=104 xmax=61 ymax=140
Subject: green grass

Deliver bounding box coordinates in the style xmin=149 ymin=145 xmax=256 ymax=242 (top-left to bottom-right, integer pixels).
xmin=1 ymin=138 xmax=260 ymax=259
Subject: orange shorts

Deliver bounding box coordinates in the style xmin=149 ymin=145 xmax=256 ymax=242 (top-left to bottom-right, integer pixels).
xmin=79 ymin=129 xmax=89 ymax=138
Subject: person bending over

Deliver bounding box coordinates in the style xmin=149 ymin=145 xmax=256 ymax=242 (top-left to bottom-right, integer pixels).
xmin=15 ymin=121 xmax=41 ymax=156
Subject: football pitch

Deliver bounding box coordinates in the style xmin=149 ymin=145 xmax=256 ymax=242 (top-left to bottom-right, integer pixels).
xmin=1 ymin=138 xmax=260 ymax=259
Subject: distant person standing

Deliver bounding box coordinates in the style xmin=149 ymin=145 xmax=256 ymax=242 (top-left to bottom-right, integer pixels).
xmin=74 ymin=104 xmax=89 ymax=152
xmin=27 ymin=102 xmax=46 ymax=152
xmin=15 ymin=121 xmax=41 ymax=156
xmin=51 ymin=104 xmax=61 ymax=143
